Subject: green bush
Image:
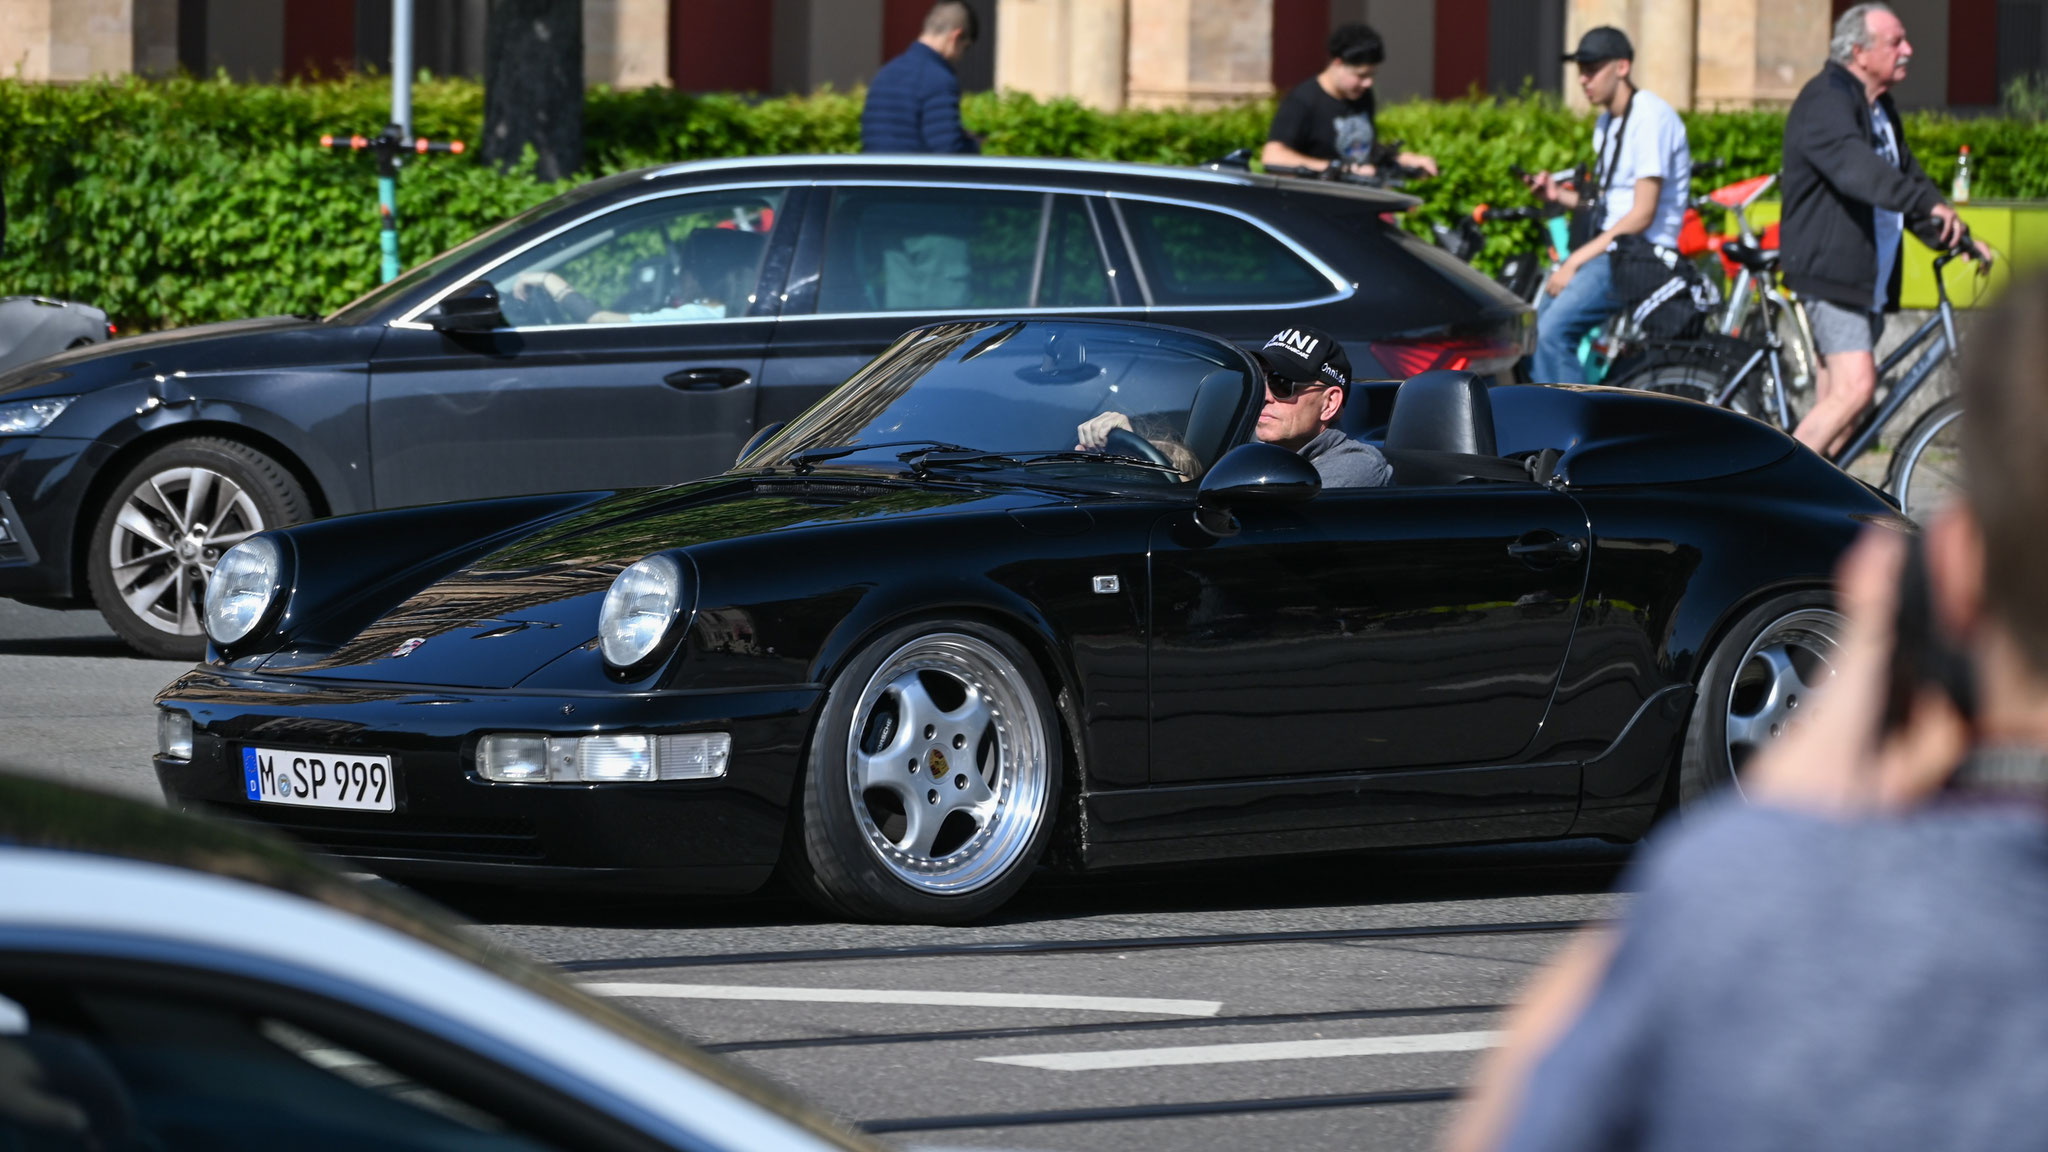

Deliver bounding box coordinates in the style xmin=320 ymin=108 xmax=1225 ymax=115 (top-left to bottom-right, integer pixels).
xmin=4 ymin=73 xmax=2044 ymax=333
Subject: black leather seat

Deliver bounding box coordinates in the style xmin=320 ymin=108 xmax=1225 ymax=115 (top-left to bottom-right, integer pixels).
xmin=1381 ymin=369 xmax=1515 ymax=485
xmin=1722 ymin=242 xmax=1780 ymax=275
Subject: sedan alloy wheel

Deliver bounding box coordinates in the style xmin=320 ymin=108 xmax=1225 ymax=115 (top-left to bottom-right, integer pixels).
xmin=86 ymin=438 xmax=308 ymax=660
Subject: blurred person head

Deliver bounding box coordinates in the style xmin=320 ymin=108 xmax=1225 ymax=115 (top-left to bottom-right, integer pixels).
xmin=1932 ymin=271 xmax=2048 ymax=722
xmin=1321 ymin=23 xmax=1385 ymax=99
xmin=920 ymin=1 xmax=979 ymax=64
xmin=1253 ymin=326 xmax=1350 ymax=451
xmin=1563 ymin=26 xmax=1635 ymax=110
xmin=1833 ymin=3 xmax=1912 ymax=94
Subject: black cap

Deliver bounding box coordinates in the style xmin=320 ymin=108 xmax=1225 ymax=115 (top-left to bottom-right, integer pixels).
xmin=1562 ymin=26 xmax=1633 ymax=65
xmin=1255 ymin=325 xmax=1350 ymax=389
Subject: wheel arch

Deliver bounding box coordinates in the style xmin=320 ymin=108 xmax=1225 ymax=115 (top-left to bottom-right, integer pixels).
xmin=69 ymin=421 xmax=331 ymax=600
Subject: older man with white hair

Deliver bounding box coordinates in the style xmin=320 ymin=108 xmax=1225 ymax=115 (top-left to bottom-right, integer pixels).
xmin=1781 ymin=2 xmax=1988 ymax=458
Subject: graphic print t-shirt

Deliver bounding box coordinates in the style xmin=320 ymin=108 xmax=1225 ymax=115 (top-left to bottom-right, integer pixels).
xmin=1268 ymin=79 xmax=1380 ymax=167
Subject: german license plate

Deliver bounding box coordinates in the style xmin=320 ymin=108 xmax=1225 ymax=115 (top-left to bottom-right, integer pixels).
xmin=243 ymin=747 xmax=395 ymax=812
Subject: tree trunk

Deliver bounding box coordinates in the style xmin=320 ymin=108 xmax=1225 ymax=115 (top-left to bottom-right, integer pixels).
xmin=483 ymin=0 xmax=584 ymax=181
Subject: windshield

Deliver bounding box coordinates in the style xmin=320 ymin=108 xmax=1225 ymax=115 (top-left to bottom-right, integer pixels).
xmin=323 ymin=179 xmax=622 ymax=325
xmin=749 ymin=320 xmax=1256 ymax=485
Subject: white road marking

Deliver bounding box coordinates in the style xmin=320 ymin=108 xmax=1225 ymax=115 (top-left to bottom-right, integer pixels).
xmin=582 ymin=982 xmax=1223 ymax=1017
xmin=977 ymin=1029 xmax=1504 ymax=1071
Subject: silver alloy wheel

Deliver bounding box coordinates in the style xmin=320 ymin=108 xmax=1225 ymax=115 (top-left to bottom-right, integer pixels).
xmin=843 ymin=632 xmax=1050 ymax=895
xmin=1724 ymin=607 xmax=1845 ymax=790
xmin=106 ymin=465 xmax=266 ymax=638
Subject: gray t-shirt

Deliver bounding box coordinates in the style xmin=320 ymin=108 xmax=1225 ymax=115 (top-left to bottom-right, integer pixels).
xmin=1299 ymin=427 xmax=1390 ymax=488
xmin=1503 ymin=796 xmax=2048 ymax=1152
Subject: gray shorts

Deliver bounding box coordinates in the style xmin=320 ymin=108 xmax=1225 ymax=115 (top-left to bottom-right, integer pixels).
xmin=1807 ymin=297 xmax=1885 ymax=357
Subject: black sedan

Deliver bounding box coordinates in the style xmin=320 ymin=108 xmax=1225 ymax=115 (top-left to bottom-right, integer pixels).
xmin=156 ymin=319 xmax=1884 ymax=923
xmin=0 ymin=155 xmax=1525 ymax=658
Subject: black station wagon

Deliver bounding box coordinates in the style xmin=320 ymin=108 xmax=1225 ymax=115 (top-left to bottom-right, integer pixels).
xmin=0 ymin=155 xmax=1527 ymax=657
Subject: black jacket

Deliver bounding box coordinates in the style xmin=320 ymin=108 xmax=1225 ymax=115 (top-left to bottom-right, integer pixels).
xmin=1780 ymin=61 xmax=1945 ymax=311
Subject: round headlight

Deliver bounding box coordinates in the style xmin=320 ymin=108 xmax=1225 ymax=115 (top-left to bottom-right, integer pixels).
xmin=204 ymin=536 xmax=283 ymax=646
xmin=599 ymin=554 xmax=685 ymax=667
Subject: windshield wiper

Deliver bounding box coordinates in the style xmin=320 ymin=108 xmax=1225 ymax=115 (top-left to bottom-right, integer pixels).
xmin=786 ymin=440 xmax=978 ymax=473
xmin=899 ymin=448 xmax=1184 ymax=478
xmin=1012 ymin=449 xmax=1183 ymax=475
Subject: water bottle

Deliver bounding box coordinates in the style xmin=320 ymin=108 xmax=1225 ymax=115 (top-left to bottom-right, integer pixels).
xmin=1952 ymin=144 xmax=1972 ymax=204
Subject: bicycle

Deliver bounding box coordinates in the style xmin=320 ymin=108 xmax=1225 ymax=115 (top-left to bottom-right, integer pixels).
xmin=1685 ymin=171 xmax=1821 ymax=404
xmin=1843 ymin=246 xmax=1988 ymax=519
xmin=1625 ymin=244 xmax=1986 ymax=520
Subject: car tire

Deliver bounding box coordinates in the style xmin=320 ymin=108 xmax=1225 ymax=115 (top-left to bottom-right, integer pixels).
xmin=1678 ymin=592 xmax=1844 ymax=807
xmin=791 ymin=621 xmax=1063 ymax=923
xmin=86 ymin=437 xmax=310 ymax=661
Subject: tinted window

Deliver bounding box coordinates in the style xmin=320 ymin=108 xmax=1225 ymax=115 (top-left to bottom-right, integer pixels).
xmin=818 ymin=187 xmax=1045 ymax=313
xmin=1117 ymin=200 xmax=1329 ymax=305
xmin=1041 ymin=197 xmax=1115 ymax=308
xmin=485 ymin=188 xmax=786 ymax=327
xmin=0 ymin=984 xmax=566 ymax=1152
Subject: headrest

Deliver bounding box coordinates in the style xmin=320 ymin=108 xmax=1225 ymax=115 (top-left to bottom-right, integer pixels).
xmin=681 ymin=226 xmax=767 ymax=268
xmin=1384 ymin=370 xmax=1497 ymax=457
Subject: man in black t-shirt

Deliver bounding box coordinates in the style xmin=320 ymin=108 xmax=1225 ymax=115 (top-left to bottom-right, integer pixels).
xmin=1263 ymin=23 xmax=1435 ymax=179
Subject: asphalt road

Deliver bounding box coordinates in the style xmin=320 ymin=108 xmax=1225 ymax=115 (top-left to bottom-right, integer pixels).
xmin=0 ymin=597 xmax=1633 ymax=1151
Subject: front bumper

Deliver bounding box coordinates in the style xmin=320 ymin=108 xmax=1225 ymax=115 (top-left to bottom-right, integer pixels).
xmin=0 ymin=434 xmax=104 ymax=601
xmin=154 ymin=667 xmax=823 ymax=894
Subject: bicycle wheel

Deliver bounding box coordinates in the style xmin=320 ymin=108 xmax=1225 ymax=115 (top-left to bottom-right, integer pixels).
xmin=1616 ymin=361 xmax=1759 ymax=420
xmin=1885 ymin=395 xmax=1964 ymax=522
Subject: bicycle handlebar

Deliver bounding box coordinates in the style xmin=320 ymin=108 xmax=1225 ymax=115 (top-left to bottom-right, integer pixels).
xmin=1472 ymin=203 xmax=1545 ymax=224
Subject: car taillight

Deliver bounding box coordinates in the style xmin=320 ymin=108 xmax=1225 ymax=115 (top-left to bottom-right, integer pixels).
xmin=1370 ymin=337 xmax=1523 ymax=377
xmin=106 ymin=322 xmax=118 ymax=337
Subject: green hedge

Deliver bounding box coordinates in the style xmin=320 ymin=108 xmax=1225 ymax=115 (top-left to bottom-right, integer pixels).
xmin=3 ymin=73 xmax=2041 ymax=332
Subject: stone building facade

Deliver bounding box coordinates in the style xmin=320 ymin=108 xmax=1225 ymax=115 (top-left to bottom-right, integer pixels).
xmin=0 ymin=0 xmax=2020 ymax=113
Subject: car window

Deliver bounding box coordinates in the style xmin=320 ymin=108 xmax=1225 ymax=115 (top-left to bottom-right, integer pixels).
xmin=0 ymin=983 xmax=569 ymax=1152
xmin=1115 ymin=199 xmax=1330 ymax=306
xmin=1041 ymin=196 xmax=1115 ymax=308
xmin=486 ymin=188 xmax=787 ymax=328
xmin=817 ymin=187 xmax=1045 ymax=314
xmin=326 ymin=180 xmax=621 ymax=326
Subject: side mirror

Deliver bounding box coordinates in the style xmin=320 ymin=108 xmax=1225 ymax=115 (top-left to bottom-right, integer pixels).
xmin=1194 ymin=442 xmax=1320 ymax=536
xmin=734 ymin=421 xmax=786 ymax=469
xmin=426 ymin=280 xmax=504 ymax=332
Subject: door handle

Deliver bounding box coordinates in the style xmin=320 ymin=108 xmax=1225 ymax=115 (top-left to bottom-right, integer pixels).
xmin=663 ymin=367 xmax=752 ymax=391
xmin=1507 ymin=533 xmax=1585 ymax=565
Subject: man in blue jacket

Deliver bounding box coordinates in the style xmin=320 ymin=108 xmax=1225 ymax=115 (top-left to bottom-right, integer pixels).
xmin=861 ymin=2 xmax=980 ymax=154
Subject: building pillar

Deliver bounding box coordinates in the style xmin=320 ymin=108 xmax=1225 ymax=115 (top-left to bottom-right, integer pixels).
xmin=1565 ymin=0 xmax=1697 ymax=108
xmin=587 ymin=0 xmax=669 ymax=88
xmin=1693 ymin=0 xmax=1830 ymax=109
xmin=1127 ymin=0 xmax=1271 ymax=108
xmin=0 ymin=0 xmax=135 ymax=80
xmin=995 ymin=0 xmax=1126 ymax=109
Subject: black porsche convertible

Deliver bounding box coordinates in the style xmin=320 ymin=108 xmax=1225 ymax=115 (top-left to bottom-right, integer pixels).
xmin=155 ymin=319 xmax=1894 ymax=922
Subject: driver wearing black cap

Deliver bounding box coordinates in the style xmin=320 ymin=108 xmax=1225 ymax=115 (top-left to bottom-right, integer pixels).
xmin=1249 ymin=325 xmax=1389 ymax=488
xmin=1077 ymin=325 xmax=1387 ymax=488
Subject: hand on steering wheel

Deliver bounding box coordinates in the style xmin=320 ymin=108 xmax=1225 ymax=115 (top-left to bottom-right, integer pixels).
xmin=1104 ymin=426 xmax=1174 ymax=469
xmin=508 ymin=272 xmax=572 ymax=326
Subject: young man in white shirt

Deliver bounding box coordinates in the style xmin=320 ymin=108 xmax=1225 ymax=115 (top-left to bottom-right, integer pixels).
xmin=1524 ymin=26 xmax=1692 ymax=384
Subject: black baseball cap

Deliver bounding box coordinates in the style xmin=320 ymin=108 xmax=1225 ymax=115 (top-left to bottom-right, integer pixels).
xmin=1255 ymin=325 xmax=1350 ymax=390
xmin=1562 ymin=26 xmax=1633 ymax=65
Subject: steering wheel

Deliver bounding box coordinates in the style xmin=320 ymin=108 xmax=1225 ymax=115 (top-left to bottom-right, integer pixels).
xmin=499 ymin=279 xmax=570 ymax=328
xmin=1104 ymin=426 xmax=1174 ymax=469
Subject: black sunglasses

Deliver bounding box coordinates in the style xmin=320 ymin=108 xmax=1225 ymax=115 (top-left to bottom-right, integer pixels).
xmin=1265 ymin=371 xmax=1333 ymax=400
